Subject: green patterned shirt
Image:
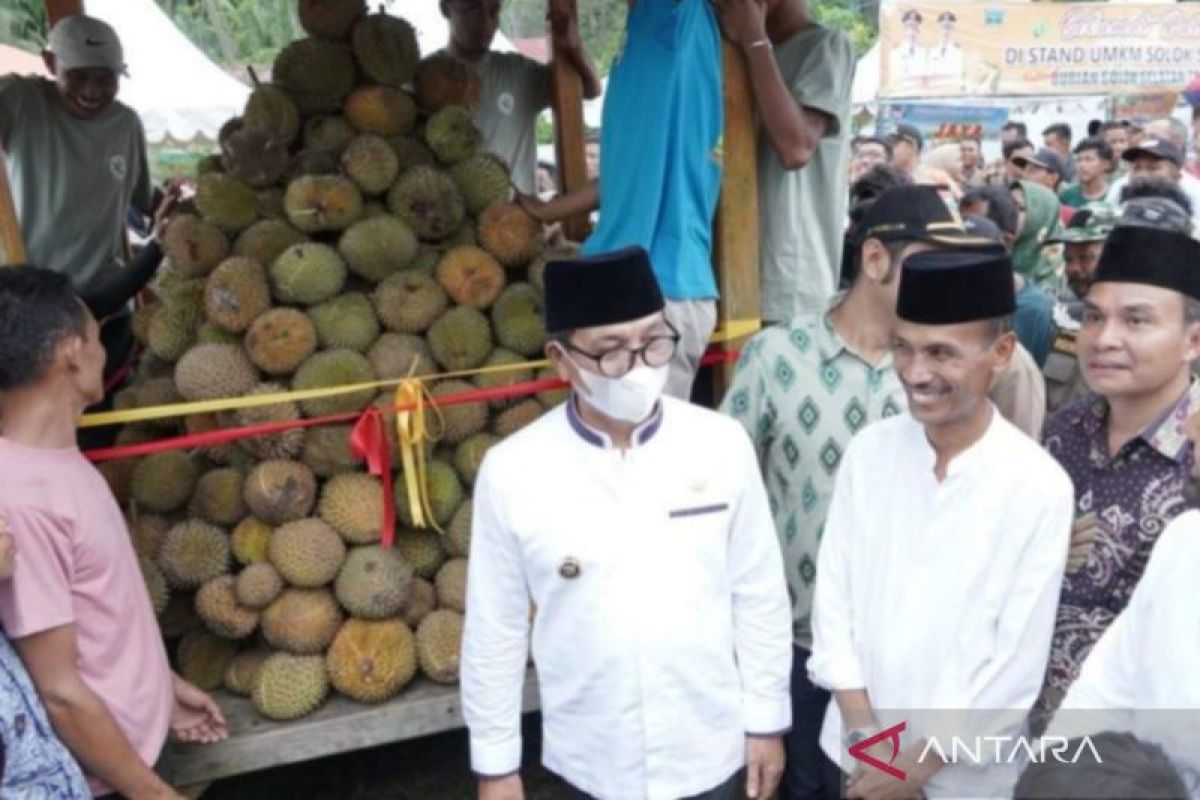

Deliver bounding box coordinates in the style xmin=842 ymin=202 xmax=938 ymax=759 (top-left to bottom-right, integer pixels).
xmin=720 ymin=306 xmax=906 ymax=649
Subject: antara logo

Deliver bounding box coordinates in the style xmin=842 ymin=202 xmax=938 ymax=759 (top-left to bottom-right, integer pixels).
xmin=848 ymin=722 xmax=908 ymax=781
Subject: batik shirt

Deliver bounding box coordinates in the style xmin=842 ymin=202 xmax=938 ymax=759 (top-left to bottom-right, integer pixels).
xmin=1 ymin=634 xmax=90 ymax=798
xmin=1039 ymin=380 xmax=1200 ymax=710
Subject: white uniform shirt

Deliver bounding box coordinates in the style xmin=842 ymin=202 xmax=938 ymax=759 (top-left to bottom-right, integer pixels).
xmin=462 ymin=397 xmax=793 ymax=800
xmin=1047 ymin=511 xmax=1200 ymax=795
xmin=809 ymin=409 xmax=1073 ymax=797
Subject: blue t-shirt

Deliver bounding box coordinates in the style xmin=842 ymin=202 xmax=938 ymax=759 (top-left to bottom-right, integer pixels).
xmin=582 ymin=0 xmax=723 ymax=301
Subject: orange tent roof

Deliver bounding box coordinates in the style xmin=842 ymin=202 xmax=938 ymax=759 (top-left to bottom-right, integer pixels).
xmin=0 ymin=44 xmax=48 ymax=77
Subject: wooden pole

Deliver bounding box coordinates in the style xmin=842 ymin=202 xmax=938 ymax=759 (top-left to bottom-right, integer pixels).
xmin=44 ymin=0 xmax=84 ymax=26
xmin=547 ymin=0 xmax=590 ymax=243
xmin=712 ymin=40 xmax=760 ymax=393
xmin=0 ymin=148 xmax=26 ymax=266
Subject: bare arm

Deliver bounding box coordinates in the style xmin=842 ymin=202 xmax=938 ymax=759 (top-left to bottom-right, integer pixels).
xmin=517 ymin=181 xmax=599 ymax=224
xmin=16 ymin=625 xmax=182 ymax=800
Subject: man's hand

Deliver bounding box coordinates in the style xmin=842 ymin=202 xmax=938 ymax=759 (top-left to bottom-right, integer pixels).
xmin=847 ymin=744 xmax=939 ymax=800
xmin=716 ymin=0 xmax=769 ymax=48
xmin=548 ymin=5 xmax=583 ymax=56
xmin=478 ymin=773 xmax=524 ymax=800
xmin=0 ymin=516 xmax=15 ymax=582
xmin=745 ymin=735 xmax=785 ymax=799
xmin=515 ymin=193 xmax=552 ymax=223
xmin=152 ymin=184 xmax=183 ymax=242
xmin=1067 ymin=512 xmax=1098 ymax=573
xmin=170 ymin=675 xmax=228 ymax=745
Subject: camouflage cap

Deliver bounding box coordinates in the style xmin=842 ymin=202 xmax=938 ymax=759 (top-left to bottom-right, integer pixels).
xmin=1045 ymin=202 xmax=1117 ymax=245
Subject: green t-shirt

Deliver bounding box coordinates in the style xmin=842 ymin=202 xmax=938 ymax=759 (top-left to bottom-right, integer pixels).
xmin=757 ymin=24 xmax=855 ymax=323
xmin=1059 ymin=182 xmax=1109 ymax=210
xmin=474 ymin=52 xmax=551 ymax=196
xmin=0 ymin=76 xmax=152 ymax=292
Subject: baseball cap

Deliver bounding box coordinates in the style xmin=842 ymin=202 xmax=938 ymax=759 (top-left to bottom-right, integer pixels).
xmin=1119 ymin=196 xmax=1194 ymax=236
xmin=858 ymin=185 xmax=996 ymax=248
xmin=889 ymin=123 xmax=924 ymax=153
xmin=1122 ymin=139 xmax=1183 ymax=167
xmin=46 ymin=15 xmax=126 ymax=75
xmin=1013 ymin=148 xmax=1068 ymax=178
xmin=1045 ymin=202 xmax=1117 ymax=245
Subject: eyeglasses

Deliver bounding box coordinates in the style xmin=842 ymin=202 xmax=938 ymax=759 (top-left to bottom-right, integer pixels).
xmin=562 ymin=323 xmax=681 ymax=378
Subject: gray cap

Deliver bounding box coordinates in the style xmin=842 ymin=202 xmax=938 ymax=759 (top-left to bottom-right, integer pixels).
xmin=1119 ymin=197 xmax=1194 ymax=237
xmin=46 ymin=15 xmax=126 ymax=75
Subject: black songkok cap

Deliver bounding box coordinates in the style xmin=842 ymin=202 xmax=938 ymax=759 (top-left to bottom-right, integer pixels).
xmin=897 ymin=248 xmax=1017 ymax=324
xmin=544 ymin=246 xmax=665 ymax=333
xmin=1092 ymin=225 xmax=1200 ymax=300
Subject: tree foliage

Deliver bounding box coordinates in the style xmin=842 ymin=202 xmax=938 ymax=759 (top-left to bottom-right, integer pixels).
xmin=153 ymin=0 xmax=302 ymax=72
xmin=0 ymin=0 xmax=47 ymax=52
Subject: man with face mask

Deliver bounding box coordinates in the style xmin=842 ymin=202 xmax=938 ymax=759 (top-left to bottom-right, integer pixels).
xmin=809 ymin=248 xmax=1073 ymax=798
xmin=462 ymin=247 xmax=793 ymax=800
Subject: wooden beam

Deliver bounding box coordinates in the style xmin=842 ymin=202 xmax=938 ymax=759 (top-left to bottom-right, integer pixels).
xmin=44 ymin=0 xmax=84 ymax=27
xmin=712 ymin=40 xmax=760 ymax=393
xmin=547 ymin=0 xmax=590 ymax=243
xmin=0 ymin=149 xmax=26 ymax=267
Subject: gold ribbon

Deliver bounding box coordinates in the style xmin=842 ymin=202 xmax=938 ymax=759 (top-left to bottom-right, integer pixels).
xmin=394 ymin=379 xmax=446 ymax=533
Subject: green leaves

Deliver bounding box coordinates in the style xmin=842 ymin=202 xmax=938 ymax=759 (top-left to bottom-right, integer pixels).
xmin=0 ymin=0 xmax=48 ymax=52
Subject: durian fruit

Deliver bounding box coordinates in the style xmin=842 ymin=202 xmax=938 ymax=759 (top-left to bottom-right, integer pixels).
xmin=407 ymin=246 xmax=441 ymax=275
xmin=491 ymin=283 xmax=547 ymax=357
xmin=183 ymin=412 xmax=246 ymax=467
xmin=273 ymin=38 xmax=357 ymax=116
xmin=319 ymin=473 xmax=384 ymax=544
xmin=139 ymin=556 xmax=170 ymax=615
xmin=414 ymin=51 xmax=481 ymax=112
xmin=235 ymin=384 xmax=306 ymax=461
xmin=146 ymin=303 xmax=198 ymax=363
xmin=222 ymin=128 xmax=290 ymax=189
xmin=389 ymin=136 xmax=435 ymax=173
xmin=231 ymin=516 xmax=273 ymax=566
xmin=435 ymin=246 xmax=505 ymax=309
xmin=113 ymin=377 xmax=183 ymax=430
xmin=454 ymin=433 xmax=498 ymax=487
xmin=479 ymin=203 xmax=544 ymax=267
xmin=304 ymin=115 xmax=357 ymax=155
xmin=236 ymin=562 xmax=284 ymax=610
xmin=344 ymin=86 xmax=417 ymax=138
xmin=371 ymin=272 xmax=448 ymax=334
xmin=244 ymin=460 xmax=318 ymax=525
xmin=204 ymin=257 xmax=271 ymax=334
xmin=269 ymin=518 xmax=346 ymax=588
xmin=224 ymin=649 xmax=271 ymax=697
xmin=416 ymin=610 xmax=464 ymax=684
xmin=252 ymin=653 xmax=329 ymax=721
xmin=196 ymin=575 xmax=259 ymax=639
xmin=435 ymin=558 xmax=468 ymax=613
xmin=368 ymin=333 xmax=435 ymax=380
xmin=424 ymin=105 xmax=482 ymax=165
xmin=450 ymin=153 xmax=512 ymax=216
xmin=302 ymin=425 xmax=358 ymax=478
xmin=401 ymin=577 xmax=436 ymax=629
xmin=352 ymin=11 xmax=419 ymax=88
xmin=196 ymin=323 xmax=241 ymax=346
xmin=340 ymin=134 xmax=400 ymax=195
xmin=293 ymin=349 xmax=377 ymax=417
xmin=326 ymin=619 xmax=417 ymax=704
xmin=394 ymin=461 xmax=463 ymax=529
xmin=158 ymin=520 xmax=230 ymax=590
xmin=443 ymin=222 xmax=478 ymax=249
xmin=430 ymin=380 xmax=489 ymax=444
xmin=270 ymin=243 xmax=349 ymax=305
xmin=160 ymin=592 xmax=204 ymax=639
xmin=261 ymin=588 xmax=343 ymax=655
xmin=536 ymin=365 xmax=569 ymax=408
xmin=474 ymin=348 xmax=533 ymax=408
xmin=284 ymin=175 xmax=365 ymax=235
xmin=427 ymin=306 xmax=494 ymax=371
xmin=339 ymin=216 xmax=418 ymax=283
xmin=309 ymin=293 xmax=380 ymax=353
xmin=494 ymin=399 xmax=545 ymax=438
xmin=298 ymin=0 xmax=365 ymax=40
xmin=257 ymin=187 xmax=287 ymax=220
xmin=178 ymin=631 xmax=238 ymax=692
xmin=395 ymin=529 xmax=446 ymax=580
xmin=445 ymin=503 xmax=472 ymax=559
xmin=289 ymin=150 xmax=342 ymax=178
xmin=195 ymin=173 xmax=259 ymax=233
xmin=99 ymin=460 xmax=136 ymax=507
xmin=334 ymin=544 xmax=413 ymax=620
xmin=197 ymin=153 xmax=225 ymax=175
xmin=233 ymin=219 xmax=307 ymax=266
xmin=174 ymin=343 xmax=259 ymax=402
xmin=131 ymin=302 xmax=160 ymax=347
xmin=243 ymin=82 xmax=300 ymax=146
xmin=191 ymin=468 xmax=248 ymax=527
xmin=245 ymin=308 xmax=319 ymax=376
xmin=162 ymin=214 xmax=229 ymax=278
xmin=129 ymin=513 xmax=171 ymax=560
xmin=132 ymin=451 xmax=198 ymax=514
xmin=388 ymin=166 xmax=465 ymax=241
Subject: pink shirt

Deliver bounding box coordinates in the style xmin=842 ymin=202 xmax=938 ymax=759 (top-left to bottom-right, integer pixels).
xmin=0 ymin=437 xmax=173 ymax=797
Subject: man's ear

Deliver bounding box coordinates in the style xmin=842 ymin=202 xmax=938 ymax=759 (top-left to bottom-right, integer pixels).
xmin=58 ymin=333 xmax=86 ymax=376
xmin=991 ymin=330 xmax=1016 ymax=374
xmin=545 ymin=340 xmax=575 ymax=385
xmin=1183 ymin=320 xmax=1200 ymax=364
xmin=858 ymin=238 xmax=889 ymax=283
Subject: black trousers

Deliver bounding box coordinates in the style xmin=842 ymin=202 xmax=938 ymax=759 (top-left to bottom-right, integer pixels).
xmin=567 ymin=769 xmax=742 ymax=800
xmin=782 ymin=646 xmax=845 ymax=800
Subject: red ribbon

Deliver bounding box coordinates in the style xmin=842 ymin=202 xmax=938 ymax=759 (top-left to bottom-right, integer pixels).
xmin=350 ymin=406 xmax=397 ymax=549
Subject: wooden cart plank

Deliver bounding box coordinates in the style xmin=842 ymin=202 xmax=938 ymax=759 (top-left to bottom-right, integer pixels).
xmin=162 ymin=673 xmax=541 ymax=787
xmin=548 ymin=0 xmax=591 ymax=243
xmin=0 ymin=149 xmax=26 ymax=267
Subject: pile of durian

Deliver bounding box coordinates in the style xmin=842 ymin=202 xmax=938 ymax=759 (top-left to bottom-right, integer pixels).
xmin=99 ymin=0 xmax=571 ymax=723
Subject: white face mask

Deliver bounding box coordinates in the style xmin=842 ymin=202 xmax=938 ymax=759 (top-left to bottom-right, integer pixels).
xmin=569 ymin=358 xmax=670 ymax=423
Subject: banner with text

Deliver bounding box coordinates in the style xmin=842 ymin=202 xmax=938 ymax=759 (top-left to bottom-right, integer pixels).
xmin=879 ymin=0 xmax=1200 ymax=99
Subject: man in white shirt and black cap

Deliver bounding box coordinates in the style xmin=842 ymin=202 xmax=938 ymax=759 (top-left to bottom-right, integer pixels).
xmin=809 ymin=247 xmax=1074 ymax=798
xmin=462 ymin=246 xmax=793 ymax=800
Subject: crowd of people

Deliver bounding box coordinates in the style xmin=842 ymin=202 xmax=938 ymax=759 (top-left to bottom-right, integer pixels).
xmin=2 ymin=1 xmax=1200 ymax=799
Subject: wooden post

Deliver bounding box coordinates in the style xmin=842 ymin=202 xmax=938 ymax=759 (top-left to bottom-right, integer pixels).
xmin=44 ymin=0 xmax=84 ymax=26
xmin=712 ymin=40 xmax=760 ymax=393
xmin=0 ymin=149 xmax=26 ymax=266
xmin=547 ymin=0 xmax=590 ymax=243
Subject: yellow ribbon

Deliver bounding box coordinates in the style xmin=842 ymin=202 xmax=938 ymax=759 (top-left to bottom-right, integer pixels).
xmin=394 ymin=379 xmax=445 ymax=533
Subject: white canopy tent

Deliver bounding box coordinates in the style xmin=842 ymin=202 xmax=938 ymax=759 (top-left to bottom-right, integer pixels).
xmin=87 ymin=0 xmax=250 ymax=144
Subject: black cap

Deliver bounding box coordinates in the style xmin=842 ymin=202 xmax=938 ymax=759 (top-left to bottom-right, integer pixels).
xmin=902 ymin=9 xmax=923 ymax=23
xmin=1119 ymin=197 xmax=1194 ymax=236
xmin=889 ymin=123 xmax=924 ymax=152
xmin=1013 ymin=148 xmax=1068 ymax=177
xmin=897 ymin=249 xmax=1017 ymax=325
xmin=858 ymin=185 xmax=997 ymax=247
xmin=1122 ymin=138 xmax=1184 ymax=167
xmin=961 ymin=215 xmax=1007 ymax=249
xmin=937 ymin=11 xmax=957 ymax=22
xmin=1093 ymin=226 xmax=1200 ymax=300
xmin=544 ymin=246 xmax=665 ymax=333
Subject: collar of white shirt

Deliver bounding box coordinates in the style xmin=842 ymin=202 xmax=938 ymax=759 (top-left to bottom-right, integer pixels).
xmin=566 ymin=394 xmax=665 ymax=450
xmin=913 ymin=403 xmax=1005 ymax=481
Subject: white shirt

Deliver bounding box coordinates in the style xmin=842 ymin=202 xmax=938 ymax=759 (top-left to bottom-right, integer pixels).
xmin=809 ymin=409 xmax=1073 ymax=797
xmin=462 ymin=397 xmax=793 ymax=800
xmin=1046 ymin=511 xmax=1200 ymax=796
xmin=1106 ymin=171 xmax=1200 ymax=228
